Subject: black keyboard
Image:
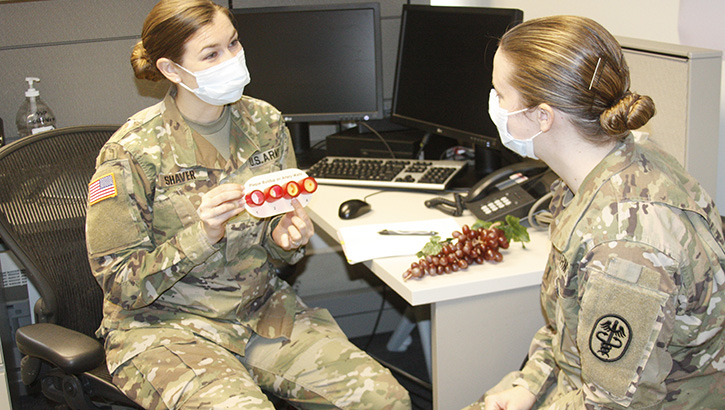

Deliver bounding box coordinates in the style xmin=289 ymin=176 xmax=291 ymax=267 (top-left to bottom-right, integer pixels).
xmin=305 ymin=156 xmax=467 ymax=190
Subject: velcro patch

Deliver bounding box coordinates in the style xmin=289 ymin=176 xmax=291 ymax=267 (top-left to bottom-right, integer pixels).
xmin=88 ymin=173 xmax=117 ymax=205
xmin=578 ymin=267 xmax=669 ymax=405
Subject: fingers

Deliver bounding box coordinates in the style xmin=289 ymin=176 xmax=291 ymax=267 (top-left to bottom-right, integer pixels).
xmin=197 ymin=184 xmax=245 ymax=244
xmin=274 ymin=199 xmax=314 ymax=250
xmin=289 ymin=199 xmax=314 ymax=241
xmin=205 ymin=184 xmax=245 ymax=207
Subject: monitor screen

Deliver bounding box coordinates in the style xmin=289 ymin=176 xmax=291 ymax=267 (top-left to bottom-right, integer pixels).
xmin=391 ymin=5 xmax=523 ymax=172
xmin=232 ymin=3 xmax=384 ymax=127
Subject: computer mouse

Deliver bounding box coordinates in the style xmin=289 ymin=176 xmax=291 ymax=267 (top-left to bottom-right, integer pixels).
xmin=338 ymin=199 xmax=372 ymax=220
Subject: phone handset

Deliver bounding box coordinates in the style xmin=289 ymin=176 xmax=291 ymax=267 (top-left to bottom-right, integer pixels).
xmin=466 ymin=159 xmax=548 ymax=203
xmin=464 ymin=159 xmax=553 ymax=221
xmin=424 ymin=159 xmax=550 ymax=218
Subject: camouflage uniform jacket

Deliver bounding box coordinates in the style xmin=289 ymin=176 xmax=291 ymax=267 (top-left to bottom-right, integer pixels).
xmin=86 ymin=92 xmax=304 ymax=374
xmin=514 ymin=134 xmax=725 ymax=409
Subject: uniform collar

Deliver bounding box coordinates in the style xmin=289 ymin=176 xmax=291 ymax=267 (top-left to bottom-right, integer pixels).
xmin=160 ymin=90 xmax=260 ymax=171
xmin=549 ymin=132 xmax=717 ymax=253
xmin=549 ymin=134 xmax=634 ymax=252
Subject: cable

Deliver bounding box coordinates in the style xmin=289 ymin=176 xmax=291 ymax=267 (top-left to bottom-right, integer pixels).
xmin=415 ymin=132 xmax=431 ymax=160
xmin=310 ymin=138 xmax=326 ymax=150
xmin=363 ymin=284 xmax=387 ymax=351
xmin=362 ymin=190 xmax=388 ymax=202
xmin=527 ymin=191 xmax=554 ymax=230
xmin=367 ymin=353 xmax=432 ymax=392
xmin=357 ymin=121 xmax=396 ymax=158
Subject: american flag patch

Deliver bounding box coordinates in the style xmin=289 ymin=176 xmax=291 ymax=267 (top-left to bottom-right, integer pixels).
xmin=88 ymin=173 xmax=117 ymax=205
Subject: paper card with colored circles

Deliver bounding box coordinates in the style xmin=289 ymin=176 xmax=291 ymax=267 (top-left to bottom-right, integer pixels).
xmin=243 ymin=168 xmax=318 ymax=218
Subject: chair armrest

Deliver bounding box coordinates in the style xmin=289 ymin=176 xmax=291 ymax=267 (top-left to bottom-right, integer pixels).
xmin=15 ymin=323 xmax=105 ymax=374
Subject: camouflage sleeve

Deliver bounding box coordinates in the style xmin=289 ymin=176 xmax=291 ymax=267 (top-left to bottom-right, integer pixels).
xmin=512 ymin=325 xmax=558 ymax=398
xmin=557 ymin=242 xmax=676 ymax=409
xmin=86 ymin=142 xmax=220 ymax=310
xmin=261 ymin=122 xmax=306 ymax=265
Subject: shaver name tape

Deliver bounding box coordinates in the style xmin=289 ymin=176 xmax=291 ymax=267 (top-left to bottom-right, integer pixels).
xmin=243 ymin=168 xmax=317 ymax=218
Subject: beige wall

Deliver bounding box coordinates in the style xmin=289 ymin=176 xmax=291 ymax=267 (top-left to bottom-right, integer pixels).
xmin=0 ymin=0 xmax=422 ymax=143
xmin=433 ymin=0 xmax=725 ymax=215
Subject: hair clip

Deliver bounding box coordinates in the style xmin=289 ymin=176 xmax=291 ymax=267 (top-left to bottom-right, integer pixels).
xmin=589 ymin=57 xmax=602 ymax=91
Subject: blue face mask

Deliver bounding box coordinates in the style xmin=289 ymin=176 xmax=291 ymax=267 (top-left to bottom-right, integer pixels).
xmin=488 ymin=88 xmax=542 ymax=159
xmin=176 ymin=50 xmax=251 ymax=106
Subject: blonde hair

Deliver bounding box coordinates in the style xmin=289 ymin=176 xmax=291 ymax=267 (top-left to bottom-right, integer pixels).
xmin=499 ymin=15 xmax=655 ymax=142
xmin=131 ymin=0 xmax=233 ymax=82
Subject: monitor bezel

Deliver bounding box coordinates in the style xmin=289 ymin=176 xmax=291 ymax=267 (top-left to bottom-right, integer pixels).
xmin=231 ymin=2 xmax=385 ymax=124
xmin=390 ymin=5 xmax=524 ymax=150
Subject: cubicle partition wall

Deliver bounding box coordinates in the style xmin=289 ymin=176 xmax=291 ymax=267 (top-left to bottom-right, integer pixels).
xmin=619 ymin=37 xmax=722 ymax=198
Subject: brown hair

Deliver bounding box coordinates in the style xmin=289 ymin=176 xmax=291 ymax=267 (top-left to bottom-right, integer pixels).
xmin=498 ymin=15 xmax=655 ymax=142
xmin=131 ymin=0 xmax=233 ymax=82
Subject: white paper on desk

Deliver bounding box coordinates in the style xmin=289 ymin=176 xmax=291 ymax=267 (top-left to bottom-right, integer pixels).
xmin=337 ymin=218 xmax=461 ymax=264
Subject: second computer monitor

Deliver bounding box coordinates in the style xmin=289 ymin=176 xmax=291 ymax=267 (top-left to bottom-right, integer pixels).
xmin=391 ymin=5 xmax=523 ymax=175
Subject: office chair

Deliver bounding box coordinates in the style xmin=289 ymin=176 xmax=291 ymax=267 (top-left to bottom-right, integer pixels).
xmin=0 ymin=125 xmax=299 ymax=410
xmin=0 ymin=125 xmax=143 ymax=410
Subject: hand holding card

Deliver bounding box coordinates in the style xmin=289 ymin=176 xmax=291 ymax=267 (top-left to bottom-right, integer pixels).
xmin=243 ymin=168 xmax=317 ymax=218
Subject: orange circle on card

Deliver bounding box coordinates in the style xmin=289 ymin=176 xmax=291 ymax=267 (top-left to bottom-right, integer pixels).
xmin=284 ymin=181 xmax=300 ymax=198
xmin=300 ymin=177 xmax=318 ymax=194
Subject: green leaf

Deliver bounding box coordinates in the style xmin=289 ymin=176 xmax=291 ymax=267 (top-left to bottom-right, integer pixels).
xmin=416 ymin=235 xmax=443 ymax=258
xmin=502 ymin=215 xmax=530 ymax=248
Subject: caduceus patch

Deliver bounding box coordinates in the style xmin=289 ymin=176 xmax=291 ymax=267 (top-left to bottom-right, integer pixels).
xmin=589 ymin=314 xmax=632 ymax=362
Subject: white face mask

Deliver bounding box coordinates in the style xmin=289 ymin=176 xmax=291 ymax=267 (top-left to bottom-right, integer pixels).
xmin=488 ymin=88 xmax=542 ymax=159
xmin=176 ymin=50 xmax=251 ymax=106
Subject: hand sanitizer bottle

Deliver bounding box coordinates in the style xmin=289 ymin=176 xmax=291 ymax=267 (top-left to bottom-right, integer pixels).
xmin=15 ymin=77 xmax=56 ymax=138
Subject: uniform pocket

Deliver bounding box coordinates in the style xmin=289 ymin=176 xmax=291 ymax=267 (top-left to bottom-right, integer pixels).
xmin=153 ymin=169 xmax=210 ymax=242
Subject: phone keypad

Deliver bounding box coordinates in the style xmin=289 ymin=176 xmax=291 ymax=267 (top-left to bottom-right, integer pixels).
xmin=481 ymin=196 xmax=513 ymax=215
xmin=474 ymin=185 xmax=536 ymax=221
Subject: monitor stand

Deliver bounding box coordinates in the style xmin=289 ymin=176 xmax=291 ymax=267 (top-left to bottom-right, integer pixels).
xmin=288 ymin=122 xmax=311 ymax=155
xmin=451 ymin=144 xmax=521 ymax=189
xmin=287 ymin=122 xmax=325 ymax=169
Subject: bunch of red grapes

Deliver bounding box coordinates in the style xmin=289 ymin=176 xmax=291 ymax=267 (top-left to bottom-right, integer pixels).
xmin=403 ymin=224 xmax=510 ymax=280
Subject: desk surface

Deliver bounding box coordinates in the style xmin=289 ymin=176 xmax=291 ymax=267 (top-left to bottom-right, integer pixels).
xmin=306 ymin=184 xmax=550 ymax=306
xmin=306 ymin=184 xmax=550 ymax=409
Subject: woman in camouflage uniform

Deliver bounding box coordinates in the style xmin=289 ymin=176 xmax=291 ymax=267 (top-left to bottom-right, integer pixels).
xmin=85 ymin=1 xmax=410 ymax=409
xmin=463 ymin=15 xmax=725 ymax=410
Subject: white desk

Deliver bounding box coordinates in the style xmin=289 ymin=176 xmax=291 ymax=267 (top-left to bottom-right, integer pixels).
xmin=306 ymin=185 xmax=549 ymax=410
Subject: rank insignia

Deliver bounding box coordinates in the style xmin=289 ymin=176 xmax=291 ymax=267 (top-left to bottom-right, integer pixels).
xmin=589 ymin=314 xmax=632 ymax=362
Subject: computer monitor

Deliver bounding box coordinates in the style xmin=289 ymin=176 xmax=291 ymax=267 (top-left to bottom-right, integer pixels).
xmin=391 ymin=5 xmax=523 ymax=177
xmin=232 ymin=3 xmax=384 ymax=157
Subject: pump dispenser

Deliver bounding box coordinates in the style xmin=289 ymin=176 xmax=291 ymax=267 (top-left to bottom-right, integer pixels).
xmin=15 ymin=77 xmax=56 ymax=139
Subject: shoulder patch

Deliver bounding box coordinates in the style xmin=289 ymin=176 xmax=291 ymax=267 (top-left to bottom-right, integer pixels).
xmin=88 ymin=173 xmax=118 ymax=205
xmin=590 ymin=314 xmax=632 ymax=362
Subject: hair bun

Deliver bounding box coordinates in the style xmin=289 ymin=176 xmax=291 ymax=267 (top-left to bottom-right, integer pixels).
xmin=130 ymin=41 xmax=164 ymax=82
xmin=600 ymin=91 xmax=656 ymax=137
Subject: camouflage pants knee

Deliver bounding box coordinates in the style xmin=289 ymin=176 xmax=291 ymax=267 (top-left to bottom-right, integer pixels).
xmin=112 ymin=308 xmax=411 ymax=410
xmin=243 ymin=308 xmax=410 ymax=410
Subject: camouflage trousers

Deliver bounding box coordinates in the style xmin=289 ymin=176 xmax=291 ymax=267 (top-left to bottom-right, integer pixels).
xmin=113 ymin=309 xmax=411 ymax=410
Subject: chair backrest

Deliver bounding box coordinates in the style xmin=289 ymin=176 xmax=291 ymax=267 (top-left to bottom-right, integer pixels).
xmin=0 ymin=126 xmax=118 ymax=338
